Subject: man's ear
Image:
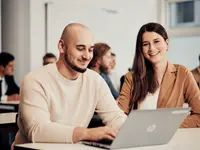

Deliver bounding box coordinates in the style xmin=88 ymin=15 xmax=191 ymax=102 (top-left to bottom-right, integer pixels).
xmin=58 ymin=39 xmax=65 ymax=54
xmin=0 ymin=65 xmax=4 ymax=72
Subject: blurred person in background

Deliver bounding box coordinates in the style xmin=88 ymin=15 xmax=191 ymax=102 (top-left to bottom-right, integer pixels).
xmin=119 ymin=68 xmax=132 ymax=92
xmin=108 ymin=53 xmax=120 ymax=92
xmin=88 ymin=43 xmax=119 ymax=99
xmin=191 ymin=54 xmax=200 ymax=88
xmin=43 ymin=53 xmax=57 ymax=65
xmin=0 ymin=52 xmax=20 ymax=101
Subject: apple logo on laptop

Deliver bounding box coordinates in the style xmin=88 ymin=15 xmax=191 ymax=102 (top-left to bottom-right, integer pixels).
xmin=147 ymin=124 xmax=156 ymax=132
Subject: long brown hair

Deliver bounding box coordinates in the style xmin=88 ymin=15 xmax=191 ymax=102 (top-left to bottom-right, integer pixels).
xmin=130 ymin=22 xmax=168 ymax=111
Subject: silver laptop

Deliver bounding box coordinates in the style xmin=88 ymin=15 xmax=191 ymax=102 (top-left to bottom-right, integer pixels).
xmin=81 ymin=107 xmax=190 ymax=149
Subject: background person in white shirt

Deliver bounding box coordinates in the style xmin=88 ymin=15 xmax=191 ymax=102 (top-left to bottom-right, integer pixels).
xmin=0 ymin=52 xmax=20 ymax=101
xmin=13 ymin=23 xmax=126 ymax=147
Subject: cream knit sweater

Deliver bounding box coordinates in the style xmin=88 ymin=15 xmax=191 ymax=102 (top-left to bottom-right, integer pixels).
xmin=14 ymin=63 xmax=126 ymax=145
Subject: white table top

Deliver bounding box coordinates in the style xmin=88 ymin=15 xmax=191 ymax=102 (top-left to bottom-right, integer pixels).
xmin=0 ymin=112 xmax=17 ymax=124
xmin=15 ymin=128 xmax=200 ymax=150
xmin=0 ymin=101 xmax=19 ymax=111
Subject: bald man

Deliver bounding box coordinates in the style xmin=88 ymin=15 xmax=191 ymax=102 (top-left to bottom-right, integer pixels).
xmin=12 ymin=23 xmax=126 ymax=147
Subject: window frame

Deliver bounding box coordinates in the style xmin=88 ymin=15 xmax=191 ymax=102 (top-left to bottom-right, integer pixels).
xmin=160 ymin=0 xmax=200 ymax=37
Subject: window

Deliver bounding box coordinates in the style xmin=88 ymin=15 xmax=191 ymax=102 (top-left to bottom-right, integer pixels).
xmin=177 ymin=1 xmax=194 ymax=23
xmin=160 ymin=0 xmax=200 ymax=36
xmin=169 ymin=0 xmax=200 ymax=28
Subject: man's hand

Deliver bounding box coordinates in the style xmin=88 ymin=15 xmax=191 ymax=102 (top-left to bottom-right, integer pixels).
xmin=85 ymin=126 xmax=118 ymax=141
xmin=7 ymin=94 xmax=20 ymax=101
xmin=73 ymin=126 xmax=118 ymax=143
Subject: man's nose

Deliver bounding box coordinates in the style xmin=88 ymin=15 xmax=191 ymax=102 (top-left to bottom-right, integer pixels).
xmin=83 ymin=51 xmax=90 ymax=60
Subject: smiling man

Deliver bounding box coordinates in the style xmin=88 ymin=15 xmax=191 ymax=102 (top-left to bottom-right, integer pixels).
xmin=13 ymin=23 xmax=126 ymax=147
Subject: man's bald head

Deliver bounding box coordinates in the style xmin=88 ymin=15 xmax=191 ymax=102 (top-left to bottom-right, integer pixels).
xmin=57 ymin=23 xmax=94 ymax=74
xmin=60 ymin=23 xmax=92 ymax=45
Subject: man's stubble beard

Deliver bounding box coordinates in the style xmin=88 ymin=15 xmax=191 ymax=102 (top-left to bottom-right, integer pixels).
xmin=64 ymin=53 xmax=87 ymax=73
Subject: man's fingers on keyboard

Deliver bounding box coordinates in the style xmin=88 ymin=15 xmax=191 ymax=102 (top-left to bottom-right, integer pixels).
xmin=106 ymin=129 xmax=117 ymax=138
xmin=104 ymin=134 xmax=114 ymax=141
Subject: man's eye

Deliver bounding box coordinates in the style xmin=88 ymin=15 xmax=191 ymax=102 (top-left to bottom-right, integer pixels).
xmin=77 ymin=47 xmax=84 ymax=51
xmin=89 ymin=48 xmax=94 ymax=52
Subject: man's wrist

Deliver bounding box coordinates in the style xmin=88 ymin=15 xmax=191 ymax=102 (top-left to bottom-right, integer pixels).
xmin=72 ymin=127 xmax=89 ymax=143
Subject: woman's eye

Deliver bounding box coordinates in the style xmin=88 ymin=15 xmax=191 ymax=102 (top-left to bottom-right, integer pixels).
xmin=143 ymin=43 xmax=148 ymax=46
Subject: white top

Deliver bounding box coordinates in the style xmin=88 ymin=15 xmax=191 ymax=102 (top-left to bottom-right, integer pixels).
xmin=0 ymin=77 xmax=8 ymax=101
xmin=14 ymin=128 xmax=200 ymax=150
xmin=14 ymin=63 xmax=126 ymax=145
xmin=139 ymin=88 xmax=160 ymax=110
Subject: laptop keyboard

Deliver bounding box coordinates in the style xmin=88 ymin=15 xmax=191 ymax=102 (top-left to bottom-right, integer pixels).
xmin=95 ymin=139 xmax=113 ymax=145
xmin=81 ymin=139 xmax=113 ymax=149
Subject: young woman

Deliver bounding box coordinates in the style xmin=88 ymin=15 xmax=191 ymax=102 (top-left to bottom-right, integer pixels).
xmin=118 ymin=22 xmax=200 ymax=128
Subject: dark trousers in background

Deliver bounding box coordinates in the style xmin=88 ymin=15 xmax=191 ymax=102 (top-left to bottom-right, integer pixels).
xmin=0 ymin=132 xmax=16 ymax=150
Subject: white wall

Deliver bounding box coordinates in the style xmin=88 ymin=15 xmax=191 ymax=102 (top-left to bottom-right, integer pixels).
xmin=4 ymin=0 xmax=199 ymax=84
xmin=47 ymin=0 xmax=159 ymax=78
xmin=30 ymin=0 xmax=45 ymax=70
xmin=1 ymin=0 xmax=159 ymax=82
xmin=168 ymin=36 xmax=200 ymax=70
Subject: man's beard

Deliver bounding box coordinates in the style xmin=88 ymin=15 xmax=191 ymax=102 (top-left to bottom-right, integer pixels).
xmin=64 ymin=54 xmax=87 ymax=73
xmin=99 ymin=65 xmax=109 ymax=74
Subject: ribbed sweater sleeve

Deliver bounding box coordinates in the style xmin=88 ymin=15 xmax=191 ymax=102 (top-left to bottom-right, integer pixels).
xmin=20 ymin=75 xmax=75 ymax=143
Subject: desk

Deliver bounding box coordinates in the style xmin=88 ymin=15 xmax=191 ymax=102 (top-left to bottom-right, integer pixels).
xmin=0 ymin=101 xmax=19 ymax=113
xmin=0 ymin=112 xmax=17 ymax=131
xmin=15 ymin=128 xmax=200 ymax=150
xmin=0 ymin=112 xmax=18 ymax=149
